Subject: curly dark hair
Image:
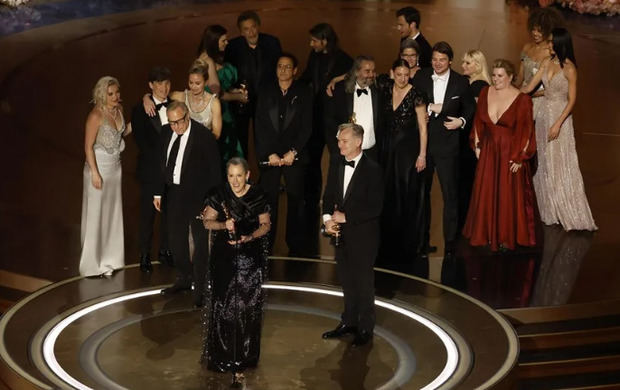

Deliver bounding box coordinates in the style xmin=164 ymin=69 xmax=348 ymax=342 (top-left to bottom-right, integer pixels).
xmin=527 ymin=7 xmax=565 ymax=39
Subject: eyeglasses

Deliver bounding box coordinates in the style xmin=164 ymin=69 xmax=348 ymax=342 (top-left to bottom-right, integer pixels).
xmin=169 ymin=114 xmax=187 ymax=127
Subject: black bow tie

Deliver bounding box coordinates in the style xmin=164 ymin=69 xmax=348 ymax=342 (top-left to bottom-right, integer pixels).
xmin=343 ymin=159 xmax=355 ymax=168
xmin=155 ymin=100 xmax=169 ymax=111
xmin=356 ymin=88 xmax=368 ymax=97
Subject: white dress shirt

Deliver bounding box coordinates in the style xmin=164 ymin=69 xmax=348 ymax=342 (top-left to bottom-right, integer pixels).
xmin=352 ymin=83 xmax=376 ymax=150
xmin=166 ymin=121 xmax=192 ymax=185
xmin=153 ymin=96 xmax=169 ymax=125
xmin=322 ymin=151 xmax=363 ymax=223
xmin=432 ymin=69 xmax=450 ymax=113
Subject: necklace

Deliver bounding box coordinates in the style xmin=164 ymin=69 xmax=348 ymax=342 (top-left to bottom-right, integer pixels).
xmin=103 ymin=106 xmax=118 ymax=119
xmin=187 ymin=91 xmax=208 ymax=113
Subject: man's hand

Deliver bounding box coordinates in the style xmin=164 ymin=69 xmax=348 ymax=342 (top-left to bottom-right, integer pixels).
xmin=268 ymin=153 xmax=282 ymax=166
xmin=332 ymin=210 xmax=346 ymax=224
xmin=324 ymin=219 xmax=339 ymax=235
xmin=225 ymin=218 xmax=236 ymax=233
xmin=282 ymin=150 xmax=296 ymax=166
xmin=444 ymin=116 xmax=464 ymax=130
xmin=153 ymin=197 xmax=161 ymax=212
xmin=143 ymin=94 xmax=156 ymax=117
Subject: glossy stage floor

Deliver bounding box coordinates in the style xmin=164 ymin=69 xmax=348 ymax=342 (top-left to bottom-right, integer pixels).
xmin=1 ymin=0 xmax=619 ymax=389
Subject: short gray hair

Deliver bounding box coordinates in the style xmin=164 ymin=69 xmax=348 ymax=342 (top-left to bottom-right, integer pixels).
xmin=166 ymin=100 xmax=189 ymax=115
xmin=226 ymin=157 xmax=249 ymax=173
xmin=337 ymin=123 xmax=364 ymax=139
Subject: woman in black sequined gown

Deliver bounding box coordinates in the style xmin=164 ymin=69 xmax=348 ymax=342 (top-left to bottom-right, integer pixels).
xmin=200 ymin=157 xmax=271 ymax=377
xmin=377 ymin=59 xmax=428 ymax=267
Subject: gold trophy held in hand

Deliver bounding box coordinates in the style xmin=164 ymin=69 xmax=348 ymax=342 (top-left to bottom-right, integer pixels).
xmin=323 ymin=204 xmax=343 ymax=247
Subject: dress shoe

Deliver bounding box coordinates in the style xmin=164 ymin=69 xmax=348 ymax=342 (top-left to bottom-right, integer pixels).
xmin=158 ymin=249 xmax=174 ymax=267
xmin=160 ymin=282 xmax=191 ymax=295
xmin=139 ymin=254 xmax=152 ymax=273
xmin=352 ymin=330 xmax=373 ymax=347
xmin=322 ymin=323 xmax=357 ymax=339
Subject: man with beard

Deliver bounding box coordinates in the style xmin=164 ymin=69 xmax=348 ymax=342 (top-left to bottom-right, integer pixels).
xmin=299 ymin=23 xmax=352 ymax=255
xmin=326 ymin=56 xmax=382 ymax=163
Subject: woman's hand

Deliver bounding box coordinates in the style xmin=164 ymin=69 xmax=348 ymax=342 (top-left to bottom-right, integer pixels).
xmin=143 ymin=94 xmax=156 ymax=117
xmin=415 ymin=155 xmax=426 ymax=172
xmin=429 ymin=103 xmax=442 ymax=114
xmin=91 ymin=171 xmax=103 ymax=189
xmin=475 ymin=148 xmax=481 ymax=160
xmin=548 ymin=121 xmax=561 ymax=141
xmin=228 ymin=235 xmax=253 ymax=245
xmin=509 ymin=160 xmax=522 ymax=173
xmin=225 ymin=218 xmax=235 ymax=232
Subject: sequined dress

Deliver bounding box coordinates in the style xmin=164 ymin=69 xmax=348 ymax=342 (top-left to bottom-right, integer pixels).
xmin=521 ymin=52 xmax=543 ymax=119
xmin=377 ymin=76 xmax=427 ymax=262
xmin=533 ymin=70 xmax=597 ymax=231
xmin=185 ymin=89 xmax=214 ymax=129
xmin=79 ymin=112 xmax=125 ymax=276
xmin=201 ymin=185 xmax=270 ymax=372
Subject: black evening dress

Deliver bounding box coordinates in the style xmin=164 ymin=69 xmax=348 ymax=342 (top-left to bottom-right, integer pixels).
xmin=377 ymin=76 xmax=427 ymax=265
xmin=200 ymin=184 xmax=270 ymax=373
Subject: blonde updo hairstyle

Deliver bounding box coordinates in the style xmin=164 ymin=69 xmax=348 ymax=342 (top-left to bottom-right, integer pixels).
xmin=463 ymin=49 xmax=491 ymax=85
xmin=91 ymin=76 xmax=120 ymax=107
xmin=188 ymin=59 xmax=209 ymax=81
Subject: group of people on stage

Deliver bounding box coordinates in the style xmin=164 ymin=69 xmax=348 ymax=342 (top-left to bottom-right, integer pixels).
xmin=77 ymin=4 xmax=598 ymax=381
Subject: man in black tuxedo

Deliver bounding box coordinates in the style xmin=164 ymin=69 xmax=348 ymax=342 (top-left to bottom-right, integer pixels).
xmin=153 ymin=101 xmax=221 ymax=294
xmin=224 ymin=10 xmax=282 ymax=157
xmin=322 ymin=123 xmax=384 ymax=346
xmin=255 ymin=54 xmax=312 ymax=255
xmin=299 ymin=23 xmax=353 ymax=255
xmin=326 ymin=56 xmax=382 ymax=163
xmin=412 ymin=42 xmax=476 ymax=260
xmin=396 ymin=6 xmax=432 ymax=68
xmin=131 ymin=66 xmax=174 ymax=272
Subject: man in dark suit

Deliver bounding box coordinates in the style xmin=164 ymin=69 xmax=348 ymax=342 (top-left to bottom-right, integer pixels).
xmin=396 ymin=6 xmax=432 ymax=68
xmin=322 ymin=123 xmax=384 ymax=346
xmin=412 ymin=41 xmax=476 ymax=261
xmin=326 ymin=56 xmax=382 ymax=163
xmin=153 ymin=101 xmax=221 ymax=294
xmin=299 ymin=23 xmax=353 ymax=255
xmin=224 ymin=10 xmax=282 ymax=157
xmin=255 ymin=53 xmax=312 ymax=255
xmin=131 ymin=66 xmax=174 ymax=273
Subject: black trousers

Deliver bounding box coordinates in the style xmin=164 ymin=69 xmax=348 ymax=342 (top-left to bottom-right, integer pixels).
xmin=165 ymin=185 xmax=198 ymax=284
xmin=259 ymin=164 xmax=305 ymax=254
xmin=138 ymin=180 xmax=168 ymax=256
xmin=421 ymin=153 xmax=459 ymax=252
xmin=335 ymin=225 xmax=378 ymax=332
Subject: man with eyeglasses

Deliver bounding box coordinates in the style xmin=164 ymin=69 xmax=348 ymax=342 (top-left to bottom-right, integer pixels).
xmin=153 ymin=101 xmax=221 ymax=297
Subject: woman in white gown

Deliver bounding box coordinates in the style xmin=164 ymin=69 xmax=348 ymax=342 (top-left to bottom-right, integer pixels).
xmin=79 ymin=76 xmax=130 ymax=276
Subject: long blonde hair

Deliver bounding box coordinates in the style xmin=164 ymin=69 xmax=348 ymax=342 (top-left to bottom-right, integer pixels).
xmin=463 ymin=50 xmax=491 ymax=85
xmin=91 ymin=76 xmax=120 ymax=107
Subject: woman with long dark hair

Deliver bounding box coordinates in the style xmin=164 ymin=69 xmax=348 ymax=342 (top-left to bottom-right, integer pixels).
xmin=197 ymin=25 xmax=246 ymax=161
xmin=522 ymin=28 xmax=597 ymax=231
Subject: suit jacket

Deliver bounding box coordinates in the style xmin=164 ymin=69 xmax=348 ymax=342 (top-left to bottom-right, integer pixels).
xmin=412 ymin=68 xmax=475 ymax=157
xmin=224 ymin=33 xmax=282 ymax=102
xmin=325 ymin=82 xmax=383 ymax=157
xmin=132 ymin=98 xmax=167 ymax=184
xmin=300 ymin=48 xmax=353 ymax=97
xmin=401 ymin=33 xmax=432 ymax=69
xmin=156 ymin=120 xmax=222 ymax=215
xmin=322 ymin=153 xmax=384 ymax=239
xmin=254 ymin=81 xmax=313 ymax=163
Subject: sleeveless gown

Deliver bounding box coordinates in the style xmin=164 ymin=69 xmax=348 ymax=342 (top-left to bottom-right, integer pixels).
xmin=533 ymin=69 xmax=597 ymax=231
xmin=520 ymin=52 xmax=543 ymax=120
xmin=79 ymin=113 xmax=125 ymax=276
xmin=377 ymin=77 xmax=427 ymax=262
xmin=463 ymin=87 xmax=537 ymax=251
xmin=185 ymin=89 xmax=214 ymax=129
xmin=206 ymin=63 xmax=244 ymax=161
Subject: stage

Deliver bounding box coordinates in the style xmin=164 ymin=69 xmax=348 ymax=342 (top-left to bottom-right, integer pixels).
xmin=1 ymin=0 xmax=619 ymax=388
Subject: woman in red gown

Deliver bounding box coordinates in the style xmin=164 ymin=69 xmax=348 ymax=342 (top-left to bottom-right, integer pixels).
xmin=463 ymin=59 xmax=537 ymax=251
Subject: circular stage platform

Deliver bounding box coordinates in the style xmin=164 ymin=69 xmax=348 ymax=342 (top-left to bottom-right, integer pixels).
xmin=0 ymin=258 xmax=518 ymax=389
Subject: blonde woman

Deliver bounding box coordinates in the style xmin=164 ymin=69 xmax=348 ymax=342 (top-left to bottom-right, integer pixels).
xmin=462 ymin=49 xmax=492 ymax=100
xmin=458 ymin=49 xmax=491 ymax=230
xmin=169 ymin=60 xmax=222 ymax=139
xmin=80 ymin=76 xmax=130 ymax=276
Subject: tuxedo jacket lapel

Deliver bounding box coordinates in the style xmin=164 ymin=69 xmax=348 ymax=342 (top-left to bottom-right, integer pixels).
xmin=268 ymin=96 xmax=279 ymax=131
xmin=337 ymin=163 xmax=345 ymax=204
xmin=282 ymin=95 xmax=298 ymax=131
xmin=346 ymin=92 xmax=354 ymax=122
xmin=370 ymin=85 xmax=380 ymax=131
xmin=442 ymin=71 xmax=458 ymax=105
xmin=343 ymin=155 xmax=365 ymax=204
xmin=180 ymin=125 xmax=195 ymax=179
